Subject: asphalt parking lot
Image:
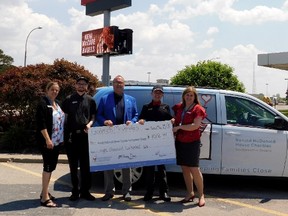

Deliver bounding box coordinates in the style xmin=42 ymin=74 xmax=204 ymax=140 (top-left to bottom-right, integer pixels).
xmin=1 ymin=161 xmax=288 ymax=216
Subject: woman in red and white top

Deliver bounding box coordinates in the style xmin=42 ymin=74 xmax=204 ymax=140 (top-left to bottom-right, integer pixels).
xmin=172 ymin=86 xmax=206 ymax=207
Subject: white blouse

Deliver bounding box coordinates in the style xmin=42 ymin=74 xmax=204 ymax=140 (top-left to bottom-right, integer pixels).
xmin=51 ymin=104 xmax=65 ymax=146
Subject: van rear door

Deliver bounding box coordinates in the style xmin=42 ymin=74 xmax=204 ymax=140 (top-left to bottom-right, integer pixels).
xmin=198 ymin=91 xmax=222 ymax=174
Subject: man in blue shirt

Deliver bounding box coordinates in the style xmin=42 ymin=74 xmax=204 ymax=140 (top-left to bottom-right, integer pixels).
xmin=96 ymin=75 xmax=138 ymax=202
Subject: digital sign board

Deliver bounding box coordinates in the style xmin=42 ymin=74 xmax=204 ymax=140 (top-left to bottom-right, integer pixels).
xmin=82 ymin=26 xmax=117 ymax=57
xmin=82 ymin=26 xmax=133 ymax=57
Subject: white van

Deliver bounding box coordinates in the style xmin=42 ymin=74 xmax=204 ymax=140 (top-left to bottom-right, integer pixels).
xmin=93 ymin=86 xmax=288 ymax=183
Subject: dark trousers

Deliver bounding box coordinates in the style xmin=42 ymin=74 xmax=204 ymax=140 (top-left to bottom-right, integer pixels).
xmin=144 ymin=164 xmax=169 ymax=195
xmin=65 ymin=132 xmax=91 ymax=195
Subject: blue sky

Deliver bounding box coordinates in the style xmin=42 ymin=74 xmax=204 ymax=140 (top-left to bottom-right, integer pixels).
xmin=1 ymin=0 xmax=288 ymax=96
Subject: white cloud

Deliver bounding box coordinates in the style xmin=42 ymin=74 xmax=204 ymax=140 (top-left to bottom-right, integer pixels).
xmin=1 ymin=0 xmax=288 ymax=96
xmin=163 ymin=0 xmax=288 ymax=25
xmin=197 ymin=39 xmax=214 ymax=49
xmin=207 ymin=27 xmax=219 ymax=35
xmin=283 ymin=1 xmax=288 ymax=10
xmin=164 ymin=0 xmax=235 ymax=20
xmin=219 ymin=6 xmax=288 ymax=25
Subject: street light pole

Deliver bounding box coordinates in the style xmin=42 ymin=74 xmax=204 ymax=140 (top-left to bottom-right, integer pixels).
xmin=285 ymin=79 xmax=288 ymax=104
xmin=24 ymin=26 xmax=42 ymax=67
xmin=285 ymin=78 xmax=288 ymax=91
xmin=147 ymin=72 xmax=151 ymax=83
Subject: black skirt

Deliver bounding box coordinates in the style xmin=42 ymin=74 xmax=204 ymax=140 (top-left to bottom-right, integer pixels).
xmin=175 ymin=140 xmax=201 ymax=167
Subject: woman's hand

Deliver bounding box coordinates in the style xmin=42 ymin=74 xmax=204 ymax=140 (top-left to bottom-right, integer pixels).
xmin=46 ymin=139 xmax=54 ymax=149
xmin=172 ymin=125 xmax=181 ymax=133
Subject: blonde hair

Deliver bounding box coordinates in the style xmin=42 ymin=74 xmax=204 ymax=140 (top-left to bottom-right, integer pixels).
xmin=45 ymin=81 xmax=60 ymax=92
xmin=181 ymin=86 xmax=200 ymax=107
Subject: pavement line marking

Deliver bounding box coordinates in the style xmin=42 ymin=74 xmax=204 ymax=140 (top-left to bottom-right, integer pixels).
xmin=1 ymin=162 xmax=42 ymax=177
xmin=0 ymin=162 xmax=70 ymax=186
xmin=145 ymin=208 xmax=172 ymax=216
xmin=4 ymin=162 xmax=286 ymax=216
xmin=217 ymin=198 xmax=288 ymax=216
xmin=117 ymin=201 xmax=172 ymax=216
xmin=1 ymin=163 xmax=173 ymax=216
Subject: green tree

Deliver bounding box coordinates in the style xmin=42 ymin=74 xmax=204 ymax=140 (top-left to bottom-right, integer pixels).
xmin=170 ymin=60 xmax=245 ymax=92
xmin=0 ymin=49 xmax=14 ymax=73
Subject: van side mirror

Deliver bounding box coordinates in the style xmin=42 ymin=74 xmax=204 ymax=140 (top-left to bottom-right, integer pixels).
xmin=274 ymin=116 xmax=285 ymax=130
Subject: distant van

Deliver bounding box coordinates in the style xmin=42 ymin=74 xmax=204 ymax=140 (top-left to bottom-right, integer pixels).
xmin=93 ymin=86 xmax=288 ymax=183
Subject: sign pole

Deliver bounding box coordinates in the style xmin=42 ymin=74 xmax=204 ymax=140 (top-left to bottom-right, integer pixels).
xmin=102 ymin=10 xmax=111 ymax=86
xmin=82 ymin=0 xmax=132 ymax=86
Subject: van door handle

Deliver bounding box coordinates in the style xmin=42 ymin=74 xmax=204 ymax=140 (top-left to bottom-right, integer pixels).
xmin=225 ymin=131 xmax=241 ymax=135
xmin=203 ymin=130 xmax=219 ymax=134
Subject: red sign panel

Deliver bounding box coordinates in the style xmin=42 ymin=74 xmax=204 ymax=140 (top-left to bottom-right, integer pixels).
xmin=81 ymin=0 xmax=97 ymax=6
xmin=82 ymin=26 xmax=117 ymax=57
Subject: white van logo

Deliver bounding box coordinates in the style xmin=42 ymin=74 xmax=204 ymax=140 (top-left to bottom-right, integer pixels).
xmin=201 ymin=94 xmax=212 ymax=106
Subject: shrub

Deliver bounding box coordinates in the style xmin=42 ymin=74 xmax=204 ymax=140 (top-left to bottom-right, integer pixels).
xmin=0 ymin=58 xmax=101 ymax=153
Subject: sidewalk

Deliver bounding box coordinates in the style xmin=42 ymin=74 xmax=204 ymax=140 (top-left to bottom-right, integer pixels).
xmin=276 ymin=104 xmax=288 ymax=110
xmin=0 ymin=153 xmax=68 ymax=163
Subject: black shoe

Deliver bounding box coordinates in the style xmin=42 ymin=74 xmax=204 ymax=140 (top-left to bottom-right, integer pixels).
xmin=160 ymin=192 xmax=171 ymax=202
xmin=69 ymin=193 xmax=79 ymax=201
xmin=123 ymin=192 xmax=132 ymax=202
xmin=143 ymin=193 xmax=153 ymax=201
xmin=80 ymin=193 xmax=96 ymax=201
xmin=101 ymin=193 xmax=114 ymax=201
xmin=40 ymin=193 xmax=55 ymax=201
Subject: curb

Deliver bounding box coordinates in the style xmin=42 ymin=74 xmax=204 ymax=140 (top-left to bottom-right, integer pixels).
xmin=0 ymin=154 xmax=68 ymax=164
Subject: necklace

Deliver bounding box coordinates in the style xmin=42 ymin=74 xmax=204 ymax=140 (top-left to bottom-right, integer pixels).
xmin=185 ymin=103 xmax=195 ymax=112
xmin=180 ymin=103 xmax=195 ymax=125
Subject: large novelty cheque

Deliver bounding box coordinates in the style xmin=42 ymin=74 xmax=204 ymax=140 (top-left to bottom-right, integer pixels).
xmin=88 ymin=121 xmax=176 ymax=172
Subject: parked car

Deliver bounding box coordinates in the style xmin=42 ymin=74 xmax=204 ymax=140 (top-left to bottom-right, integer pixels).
xmin=93 ymin=86 xmax=288 ymax=183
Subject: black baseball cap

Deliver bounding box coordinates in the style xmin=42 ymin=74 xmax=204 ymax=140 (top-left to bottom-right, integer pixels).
xmin=152 ymin=85 xmax=164 ymax=93
xmin=76 ymin=76 xmax=89 ymax=83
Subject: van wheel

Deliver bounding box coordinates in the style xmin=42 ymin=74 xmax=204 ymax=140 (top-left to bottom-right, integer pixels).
xmin=114 ymin=167 xmax=143 ymax=185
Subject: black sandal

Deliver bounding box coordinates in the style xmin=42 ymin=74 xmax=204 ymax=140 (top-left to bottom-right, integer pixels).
xmin=40 ymin=193 xmax=55 ymax=201
xmin=40 ymin=199 xmax=57 ymax=207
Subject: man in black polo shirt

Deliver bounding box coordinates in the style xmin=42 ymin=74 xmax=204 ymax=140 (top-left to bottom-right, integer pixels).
xmin=138 ymin=85 xmax=173 ymax=202
xmin=62 ymin=77 xmax=96 ymax=201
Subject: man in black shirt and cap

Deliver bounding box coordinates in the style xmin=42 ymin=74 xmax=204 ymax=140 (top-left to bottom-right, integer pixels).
xmin=62 ymin=77 xmax=96 ymax=201
xmin=138 ymin=85 xmax=173 ymax=202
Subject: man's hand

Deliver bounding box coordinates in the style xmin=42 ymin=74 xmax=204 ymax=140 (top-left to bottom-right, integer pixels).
xmin=138 ymin=119 xmax=145 ymax=125
xmin=104 ymin=120 xmax=113 ymax=126
xmin=126 ymin=120 xmax=132 ymax=125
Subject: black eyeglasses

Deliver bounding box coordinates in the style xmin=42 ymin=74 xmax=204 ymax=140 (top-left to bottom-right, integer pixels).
xmin=77 ymin=82 xmax=88 ymax=86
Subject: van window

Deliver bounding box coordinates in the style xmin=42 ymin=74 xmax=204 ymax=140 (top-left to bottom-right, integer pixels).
xmin=225 ymin=96 xmax=275 ymax=128
xmin=124 ymin=89 xmax=151 ymax=113
xmin=198 ymin=94 xmax=217 ymax=124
